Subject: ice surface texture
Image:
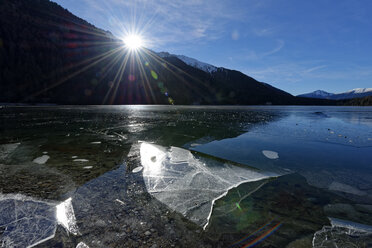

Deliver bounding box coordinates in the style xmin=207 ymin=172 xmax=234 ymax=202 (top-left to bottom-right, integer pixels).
xmin=140 ymin=143 xmax=279 ymax=229
xmin=312 ymin=218 xmax=372 ymax=247
xmin=0 ymin=194 xmax=56 ymax=248
xmin=0 ymin=143 xmax=20 ymax=162
xmin=0 ymin=194 xmax=78 ymax=248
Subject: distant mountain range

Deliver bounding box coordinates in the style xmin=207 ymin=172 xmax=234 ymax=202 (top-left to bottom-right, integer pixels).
xmin=0 ymin=0 xmax=369 ymax=106
xmin=298 ymin=88 xmax=372 ymax=100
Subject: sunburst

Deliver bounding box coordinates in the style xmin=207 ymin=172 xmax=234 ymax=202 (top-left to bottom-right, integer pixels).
xmin=122 ymin=34 xmax=144 ymax=51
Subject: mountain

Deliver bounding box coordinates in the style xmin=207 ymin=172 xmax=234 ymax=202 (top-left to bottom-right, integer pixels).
xmin=331 ymin=88 xmax=372 ymax=100
xmin=0 ymin=0 xmax=121 ymax=104
xmin=0 ymin=0 xmax=342 ymax=106
xmin=156 ymin=52 xmax=297 ymax=105
xmin=298 ymin=88 xmax=372 ymax=100
xmin=157 ymin=52 xmax=217 ymax=73
xmin=0 ymin=0 xmax=300 ymax=105
xmin=297 ymin=90 xmax=334 ymax=99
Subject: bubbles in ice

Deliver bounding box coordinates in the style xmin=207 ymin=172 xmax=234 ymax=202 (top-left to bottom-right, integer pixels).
xmin=262 ymin=150 xmax=279 ymax=159
xmin=140 ymin=143 xmax=279 ymax=229
xmin=33 ymin=155 xmax=50 ymax=164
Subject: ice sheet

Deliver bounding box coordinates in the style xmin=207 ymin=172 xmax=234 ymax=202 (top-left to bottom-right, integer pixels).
xmin=0 ymin=194 xmax=78 ymax=247
xmin=140 ymin=143 xmax=279 ymax=228
xmin=0 ymin=194 xmax=56 ymax=248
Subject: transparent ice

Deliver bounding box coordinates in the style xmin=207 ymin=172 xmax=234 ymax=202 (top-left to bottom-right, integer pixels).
xmin=140 ymin=142 xmax=279 ymax=228
xmin=0 ymin=194 xmax=78 ymax=248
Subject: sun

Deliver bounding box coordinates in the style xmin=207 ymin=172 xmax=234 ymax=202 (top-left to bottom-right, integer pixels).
xmin=123 ymin=34 xmax=144 ymax=50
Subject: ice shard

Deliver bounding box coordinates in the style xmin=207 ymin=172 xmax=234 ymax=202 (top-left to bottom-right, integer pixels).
xmin=0 ymin=194 xmax=79 ymax=247
xmin=0 ymin=194 xmax=56 ymax=248
xmin=140 ymin=143 xmax=279 ymax=229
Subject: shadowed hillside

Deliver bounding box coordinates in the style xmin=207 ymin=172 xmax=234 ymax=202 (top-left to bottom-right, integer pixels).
xmin=0 ymin=0 xmax=355 ymax=106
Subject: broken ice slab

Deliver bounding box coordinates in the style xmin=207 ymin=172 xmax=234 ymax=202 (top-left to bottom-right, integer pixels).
xmin=0 ymin=194 xmax=78 ymax=247
xmin=139 ymin=143 xmax=280 ymax=229
xmin=0 ymin=194 xmax=56 ymax=247
xmin=33 ymin=155 xmax=50 ymax=164
xmin=312 ymin=218 xmax=372 ymax=247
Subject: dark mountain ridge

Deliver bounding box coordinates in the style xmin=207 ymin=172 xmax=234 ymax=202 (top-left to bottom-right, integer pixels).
xmin=0 ymin=0 xmax=359 ymax=105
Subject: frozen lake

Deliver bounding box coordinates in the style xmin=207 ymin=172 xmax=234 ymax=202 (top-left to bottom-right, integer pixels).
xmin=0 ymin=105 xmax=372 ymax=247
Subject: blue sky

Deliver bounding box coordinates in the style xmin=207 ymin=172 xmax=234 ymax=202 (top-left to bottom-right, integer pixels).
xmin=54 ymin=0 xmax=372 ymax=95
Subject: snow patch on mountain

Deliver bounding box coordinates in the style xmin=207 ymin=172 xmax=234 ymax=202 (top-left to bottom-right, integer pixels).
xmin=311 ymin=90 xmax=334 ymax=97
xmin=157 ymin=52 xmax=218 ymax=73
xmin=343 ymin=88 xmax=372 ymax=94
xmin=297 ymin=90 xmax=334 ymax=99
xmin=298 ymin=88 xmax=372 ymax=100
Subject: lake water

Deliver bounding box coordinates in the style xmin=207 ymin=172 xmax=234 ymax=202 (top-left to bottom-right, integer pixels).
xmin=0 ymin=105 xmax=371 ymax=247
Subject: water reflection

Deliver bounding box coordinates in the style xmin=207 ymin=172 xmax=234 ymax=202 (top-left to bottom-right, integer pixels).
xmin=192 ymin=109 xmax=372 ymax=203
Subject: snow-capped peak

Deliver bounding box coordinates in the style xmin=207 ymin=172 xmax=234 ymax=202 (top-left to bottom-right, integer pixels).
xmin=343 ymin=88 xmax=372 ymax=94
xmin=312 ymin=90 xmax=334 ymax=97
xmin=157 ymin=52 xmax=218 ymax=73
xmin=298 ymin=88 xmax=372 ymax=100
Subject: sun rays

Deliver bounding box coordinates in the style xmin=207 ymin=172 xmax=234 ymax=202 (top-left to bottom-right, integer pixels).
xmin=122 ymin=34 xmax=144 ymax=50
xmin=22 ymin=6 xmax=211 ymax=106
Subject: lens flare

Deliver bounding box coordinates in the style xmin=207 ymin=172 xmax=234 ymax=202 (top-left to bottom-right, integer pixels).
xmin=122 ymin=34 xmax=143 ymax=50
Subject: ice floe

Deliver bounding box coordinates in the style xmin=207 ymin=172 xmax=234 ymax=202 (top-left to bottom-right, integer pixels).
xmin=33 ymin=155 xmax=50 ymax=164
xmin=73 ymin=159 xmax=89 ymax=162
xmin=132 ymin=166 xmax=143 ymax=173
xmin=140 ymin=143 xmax=279 ymax=229
xmin=262 ymin=150 xmax=279 ymax=159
